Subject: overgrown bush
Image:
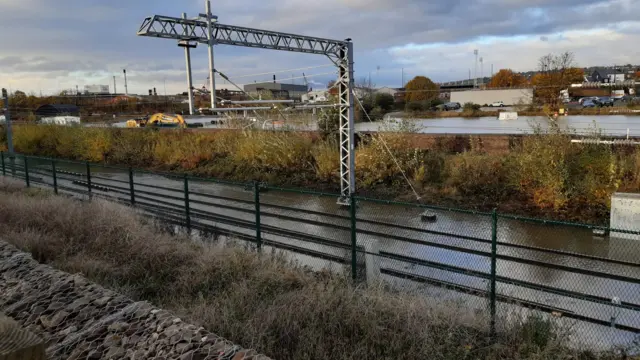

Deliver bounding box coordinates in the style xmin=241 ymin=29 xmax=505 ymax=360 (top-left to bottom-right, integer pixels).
xmin=5 ymin=123 xmax=640 ymax=223
xmin=445 ymin=152 xmax=508 ymax=200
xmin=312 ymin=140 xmax=339 ymax=181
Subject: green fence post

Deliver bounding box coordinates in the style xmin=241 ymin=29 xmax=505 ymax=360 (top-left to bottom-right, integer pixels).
xmin=52 ymin=160 xmax=58 ymax=194
xmin=254 ymin=181 xmax=262 ymax=251
xmin=9 ymin=154 xmax=15 ymax=177
xmin=1 ymin=151 xmax=5 ymax=176
xmin=24 ymin=156 xmax=30 ymax=187
xmin=128 ymin=167 xmax=135 ymax=205
xmin=184 ymin=174 xmax=191 ymax=230
xmin=350 ymin=194 xmax=357 ymax=281
xmin=490 ymin=209 xmax=498 ymax=337
xmin=86 ymin=162 xmax=92 ymax=199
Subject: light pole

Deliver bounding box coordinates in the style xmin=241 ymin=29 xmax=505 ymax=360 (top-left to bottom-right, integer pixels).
xmin=123 ymin=69 xmax=129 ymax=96
xmin=480 ymin=57 xmax=484 ymax=87
xmin=473 ymin=49 xmax=479 ymax=88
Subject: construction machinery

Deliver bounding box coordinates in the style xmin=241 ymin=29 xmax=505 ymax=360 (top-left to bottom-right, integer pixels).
xmin=126 ymin=113 xmax=186 ymax=128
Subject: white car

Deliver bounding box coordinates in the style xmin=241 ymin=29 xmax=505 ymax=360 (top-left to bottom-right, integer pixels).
xmin=489 ymin=101 xmax=504 ymax=107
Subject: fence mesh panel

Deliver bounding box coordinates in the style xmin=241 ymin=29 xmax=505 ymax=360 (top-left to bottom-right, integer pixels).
xmin=1 ymin=152 xmax=640 ymax=351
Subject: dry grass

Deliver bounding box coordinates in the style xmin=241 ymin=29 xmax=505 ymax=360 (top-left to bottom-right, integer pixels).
xmin=0 ymin=178 xmax=636 ymax=359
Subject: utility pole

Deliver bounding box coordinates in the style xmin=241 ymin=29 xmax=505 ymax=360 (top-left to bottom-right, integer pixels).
xmin=2 ymin=88 xmax=15 ymax=174
xmin=205 ymin=0 xmax=216 ymax=109
xmin=474 ymin=49 xmax=479 ymax=88
xmin=179 ymin=12 xmax=196 ymax=115
xmin=113 ymin=76 xmax=117 ymax=94
xmin=491 ymin=64 xmax=494 ymax=78
xmin=401 ymin=68 xmax=404 ymax=88
xmin=480 ymin=57 xmax=484 ymax=87
xmin=123 ymin=69 xmax=129 ymax=96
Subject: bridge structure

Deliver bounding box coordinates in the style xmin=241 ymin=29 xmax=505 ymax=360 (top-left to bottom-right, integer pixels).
xmin=136 ymin=1 xmax=356 ymax=204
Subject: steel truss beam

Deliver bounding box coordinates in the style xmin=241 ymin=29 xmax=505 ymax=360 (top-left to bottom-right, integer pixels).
xmin=137 ymin=14 xmax=355 ymax=201
xmin=138 ymin=15 xmax=345 ymax=56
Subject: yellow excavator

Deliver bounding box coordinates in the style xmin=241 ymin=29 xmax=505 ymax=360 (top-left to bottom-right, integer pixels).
xmin=126 ymin=113 xmax=186 ymax=128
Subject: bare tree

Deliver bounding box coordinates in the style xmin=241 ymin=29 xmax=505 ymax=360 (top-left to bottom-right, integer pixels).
xmin=532 ymin=51 xmax=583 ymax=110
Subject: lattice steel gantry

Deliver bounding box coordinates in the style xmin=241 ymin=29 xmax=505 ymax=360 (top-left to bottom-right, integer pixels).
xmin=137 ymin=13 xmax=356 ymax=203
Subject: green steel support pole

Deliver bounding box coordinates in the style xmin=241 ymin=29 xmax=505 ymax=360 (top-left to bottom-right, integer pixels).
xmin=1 ymin=151 xmax=5 ymax=176
xmin=350 ymin=194 xmax=357 ymax=281
xmin=490 ymin=209 xmax=498 ymax=337
xmin=86 ymin=162 xmax=92 ymax=199
xmin=254 ymin=182 xmax=262 ymax=251
xmin=128 ymin=167 xmax=135 ymax=205
xmin=24 ymin=157 xmax=30 ymax=187
xmin=9 ymin=155 xmax=15 ymax=177
xmin=52 ymin=160 xmax=58 ymax=194
xmin=184 ymin=174 xmax=191 ymax=230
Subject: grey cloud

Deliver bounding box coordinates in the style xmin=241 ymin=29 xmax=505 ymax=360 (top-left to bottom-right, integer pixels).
xmin=220 ymin=0 xmax=638 ymax=49
xmin=1 ymin=0 xmax=639 ymax=92
xmin=0 ymin=56 xmax=23 ymax=67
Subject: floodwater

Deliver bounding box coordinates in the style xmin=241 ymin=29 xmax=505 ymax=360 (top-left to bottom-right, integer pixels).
xmin=102 ymin=114 xmax=640 ymax=137
xmin=356 ymin=114 xmax=640 ymax=136
xmin=22 ymin=160 xmax=640 ymax=349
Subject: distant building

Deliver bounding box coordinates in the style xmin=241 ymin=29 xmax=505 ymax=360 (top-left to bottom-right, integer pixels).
xmin=34 ymin=104 xmax=80 ymax=117
xmin=301 ymin=90 xmax=328 ymax=103
xmin=375 ymin=87 xmax=400 ymax=96
xmin=84 ymin=85 xmax=110 ymax=95
xmin=34 ymin=104 xmax=81 ymax=125
xmin=589 ymin=68 xmax=625 ymax=83
xmin=450 ymin=88 xmax=533 ymax=106
xmin=243 ymin=82 xmax=308 ymax=100
xmin=394 ymin=88 xmax=406 ymax=103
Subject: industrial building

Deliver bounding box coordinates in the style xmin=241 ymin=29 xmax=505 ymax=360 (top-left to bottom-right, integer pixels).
xmin=450 ymin=88 xmax=533 ymax=106
xmin=243 ymin=82 xmax=308 ymax=100
xmin=84 ymin=85 xmax=110 ymax=95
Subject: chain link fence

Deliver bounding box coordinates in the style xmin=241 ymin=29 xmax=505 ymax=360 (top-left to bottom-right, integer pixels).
xmin=2 ymin=151 xmax=639 ymax=350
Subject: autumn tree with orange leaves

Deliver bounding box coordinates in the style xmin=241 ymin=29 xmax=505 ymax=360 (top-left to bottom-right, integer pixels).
xmin=487 ymin=69 xmax=527 ymax=88
xmin=531 ymin=52 xmax=584 ymax=110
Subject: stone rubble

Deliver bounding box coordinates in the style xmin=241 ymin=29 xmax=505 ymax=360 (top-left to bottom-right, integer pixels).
xmin=0 ymin=241 xmax=270 ymax=360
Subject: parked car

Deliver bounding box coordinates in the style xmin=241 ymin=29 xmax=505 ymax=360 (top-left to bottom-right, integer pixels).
xmin=595 ymin=97 xmax=614 ymax=107
xmin=443 ymin=102 xmax=461 ymax=110
xmin=489 ymin=101 xmax=504 ymax=107
xmin=582 ymin=99 xmax=598 ymax=108
xmin=579 ymin=97 xmax=599 ymax=105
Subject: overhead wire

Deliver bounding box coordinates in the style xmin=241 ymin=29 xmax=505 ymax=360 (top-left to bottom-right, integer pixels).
xmin=214 ymin=69 xmax=291 ymax=127
xmin=220 ymin=64 xmax=334 ymax=79
xmin=353 ymin=94 xmax=422 ymax=201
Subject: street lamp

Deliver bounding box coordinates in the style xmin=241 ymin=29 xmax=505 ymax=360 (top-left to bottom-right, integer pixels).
xmin=474 ymin=49 xmax=479 ymax=88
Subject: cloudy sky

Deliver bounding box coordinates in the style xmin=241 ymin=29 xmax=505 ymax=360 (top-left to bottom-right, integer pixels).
xmin=0 ymin=0 xmax=638 ymax=95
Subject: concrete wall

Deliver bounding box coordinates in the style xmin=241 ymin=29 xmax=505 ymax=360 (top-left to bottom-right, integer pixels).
xmin=450 ymin=89 xmax=534 ymax=106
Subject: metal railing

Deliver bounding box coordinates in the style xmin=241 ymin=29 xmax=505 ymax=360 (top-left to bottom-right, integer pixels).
xmin=1 ymin=151 xmax=640 ymax=348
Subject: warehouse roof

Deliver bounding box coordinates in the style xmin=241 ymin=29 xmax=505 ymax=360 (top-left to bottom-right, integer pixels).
xmin=34 ymin=104 xmax=80 ymax=117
